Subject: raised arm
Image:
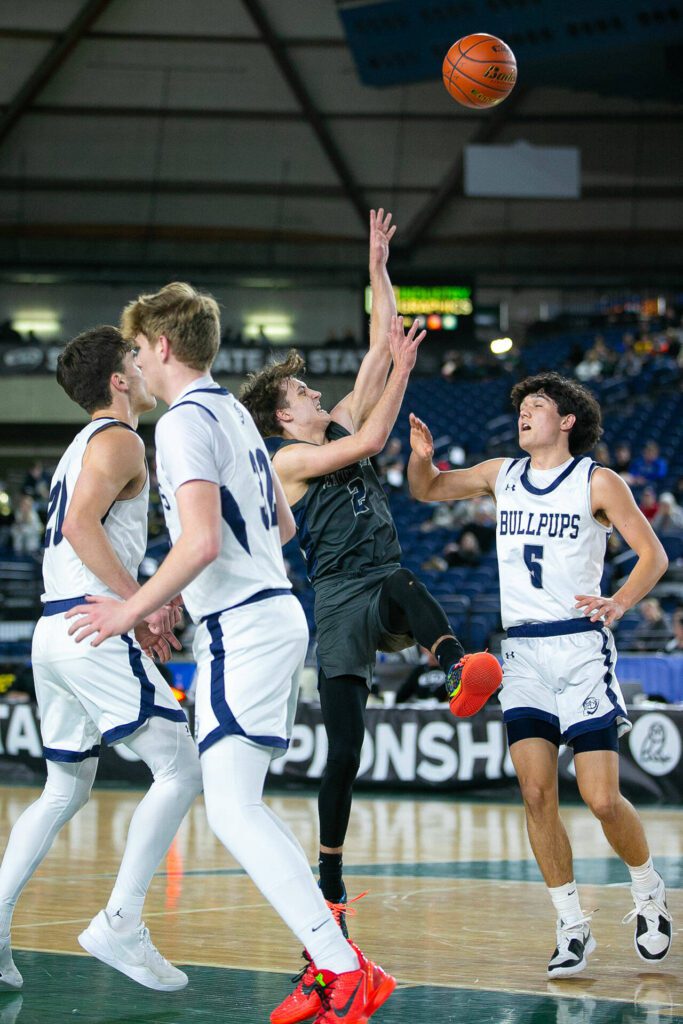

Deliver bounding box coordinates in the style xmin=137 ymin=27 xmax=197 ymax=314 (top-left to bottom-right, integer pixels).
xmin=275 ymin=316 xmax=425 ymax=489
xmin=407 ymin=413 xmax=503 ymax=501
xmin=575 ymin=467 xmax=668 ymax=626
xmin=330 ymin=208 xmax=397 ymax=432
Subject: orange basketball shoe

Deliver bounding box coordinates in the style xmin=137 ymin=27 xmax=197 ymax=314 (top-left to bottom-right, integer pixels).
xmin=348 ymin=941 xmax=396 ymax=1018
xmin=447 ymin=651 xmax=502 ymax=717
xmin=271 ymin=951 xmax=321 ymax=1024
xmin=312 ymin=966 xmax=369 ymax=1024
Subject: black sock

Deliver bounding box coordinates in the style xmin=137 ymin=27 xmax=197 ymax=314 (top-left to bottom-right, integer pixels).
xmin=433 ymin=637 xmax=465 ymax=675
xmin=318 ymin=853 xmax=344 ymax=902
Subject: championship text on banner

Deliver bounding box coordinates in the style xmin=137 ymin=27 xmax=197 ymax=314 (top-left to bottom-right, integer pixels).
xmin=0 ymin=703 xmax=681 ymax=802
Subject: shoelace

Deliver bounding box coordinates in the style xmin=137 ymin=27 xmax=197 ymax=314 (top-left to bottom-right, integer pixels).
xmin=290 ymin=952 xmax=314 ymax=985
xmin=558 ymin=912 xmax=593 ymax=939
xmin=623 ymin=894 xmax=672 ymax=927
xmin=138 ymin=925 xmax=173 ymax=968
xmin=325 ymin=890 xmax=369 ymax=928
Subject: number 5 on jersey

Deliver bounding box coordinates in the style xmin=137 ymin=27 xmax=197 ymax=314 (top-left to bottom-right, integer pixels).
xmin=524 ymin=544 xmax=544 ymax=589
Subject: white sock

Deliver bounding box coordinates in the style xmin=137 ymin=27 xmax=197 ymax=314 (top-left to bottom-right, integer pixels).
xmin=201 ymin=737 xmax=358 ymax=976
xmin=548 ymin=881 xmax=583 ymax=925
xmin=627 ymin=857 xmax=660 ymax=896
xmin=105 ymin=903 xmax=142 ymax=933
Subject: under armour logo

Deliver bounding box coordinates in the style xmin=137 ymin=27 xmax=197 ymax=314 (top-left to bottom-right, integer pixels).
xmin=505 ymin=483 xmax=516 ymax=491
xmin=504 ymin=650 xmax=516 ymax=659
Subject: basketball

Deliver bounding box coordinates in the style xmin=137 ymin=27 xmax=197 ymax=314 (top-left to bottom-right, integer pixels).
xmin=442 ymin=33 xmax=517 ymax=109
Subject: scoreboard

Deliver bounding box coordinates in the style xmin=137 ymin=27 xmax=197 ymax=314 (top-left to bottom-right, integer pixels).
xmin=364 ymin=283 xmax=475 ymax=339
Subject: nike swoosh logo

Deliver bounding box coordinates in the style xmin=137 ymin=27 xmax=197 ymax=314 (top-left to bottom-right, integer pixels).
xmin=312 ymin=919 xmax=330 ymax=933
xmin=567 ymin=890 xmax=575 ymax=896
xmin=333 ymin=977 xmax=363 ymax=1017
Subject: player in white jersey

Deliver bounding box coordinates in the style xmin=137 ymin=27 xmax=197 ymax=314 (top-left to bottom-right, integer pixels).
xmin=0 ymin=326 xmax=202 ymax=995
xmin=66 ymin=282 xmax=395 ymax=1024
xmin=407 ymin=372 xmax=672 ymax=977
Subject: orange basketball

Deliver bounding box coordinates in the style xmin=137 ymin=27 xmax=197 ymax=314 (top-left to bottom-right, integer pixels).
xmin=442 ymin=33 xmax=517 ymax=109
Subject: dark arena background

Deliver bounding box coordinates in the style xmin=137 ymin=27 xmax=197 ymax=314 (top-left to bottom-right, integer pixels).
xmin=0 ymin=2 xmax=682 ymax=1022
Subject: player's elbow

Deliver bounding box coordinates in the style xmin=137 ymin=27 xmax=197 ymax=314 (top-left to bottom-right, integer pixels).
xmin=408 ymin=477 xmax=432 ymax=503
xmin=194 ymin=532 xmax=221 ymax=567
xmin=279 ymin=520 xmax=296 ymax=546
xmin=357 ymin=425 xmax=387 ymax=460
xmin=654 ymin=543 xmax=669 ymax=579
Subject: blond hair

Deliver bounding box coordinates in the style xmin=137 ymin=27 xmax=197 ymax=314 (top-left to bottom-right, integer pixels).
xmin=121 ymin=282 xmax=221 ymax=371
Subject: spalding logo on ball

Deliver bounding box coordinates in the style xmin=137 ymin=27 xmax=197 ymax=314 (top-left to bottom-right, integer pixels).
xmin=443 ymin=33 xmax=517 ymax=109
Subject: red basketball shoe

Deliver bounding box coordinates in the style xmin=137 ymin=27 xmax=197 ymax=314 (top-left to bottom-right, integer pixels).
xmin=348 ymin=941 xmax=396 ymax=1018
xmin=312 ymin=966 xmax=369 ymax=1024
xmin=270 ymin=951 xmax=321 ymax=1024
xmin=447 ymin=651 xmax=502 ymax=717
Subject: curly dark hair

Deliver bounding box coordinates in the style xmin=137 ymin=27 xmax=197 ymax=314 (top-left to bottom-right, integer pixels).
xmin=239 ymin=349 xmax=306 ymax=437
xmin=57 ymin=325 xmax=133 ymax=414
xmin=510 ymin=372 xmax=603 ymax=455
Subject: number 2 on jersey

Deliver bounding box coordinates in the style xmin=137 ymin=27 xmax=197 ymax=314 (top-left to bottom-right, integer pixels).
xmin=249 ymin=449 xmax=278 ymax=529
xmin=523 ymin=544 xmax=544 ymax=589
xmin=44 ymin=479 xmax=68 ymax=547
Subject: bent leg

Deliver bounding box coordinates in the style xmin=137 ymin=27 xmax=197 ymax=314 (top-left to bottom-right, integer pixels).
xmin=378 ymin=567 xmax=464 ymax=670
xmin=574 ymin=747 xmax=649 ymax=866
xmin=0 ymin=757 xmax=97 ymax=934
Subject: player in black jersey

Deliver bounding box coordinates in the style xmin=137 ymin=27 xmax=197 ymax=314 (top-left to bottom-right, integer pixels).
xmin=241 ymin=211 xmax=500 ymax=930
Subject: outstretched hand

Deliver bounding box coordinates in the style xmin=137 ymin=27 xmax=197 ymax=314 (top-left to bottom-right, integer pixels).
xmin=65 ymin=595 xmax=134 ymax=647
xmin=409 ymin=413 xmax=434 ymax=460
xmin=388 ymin=315 xmax=427 ymax=376
xmin=369 ymin=208 xmax=396 ymax=275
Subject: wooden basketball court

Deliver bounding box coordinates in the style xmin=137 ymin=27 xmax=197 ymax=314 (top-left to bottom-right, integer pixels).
xmin=0 ymin=784 xmax=680 ymax=1023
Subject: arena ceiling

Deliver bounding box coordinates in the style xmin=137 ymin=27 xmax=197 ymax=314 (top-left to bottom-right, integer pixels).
xmin=1 ymin=0 xmax=682 ymax=288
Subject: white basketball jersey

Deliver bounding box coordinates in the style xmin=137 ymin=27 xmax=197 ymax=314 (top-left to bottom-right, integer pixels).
xmin=154 ymin=378 xmax=291 ymax=623
xmin=494 ymin=455 xmax=610 ymax=629
xmin=42 ymin=418 xmax=149 ymax=601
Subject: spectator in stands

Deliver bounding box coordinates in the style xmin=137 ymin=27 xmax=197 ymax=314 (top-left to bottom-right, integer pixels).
xmin=613 ymin=442 xmax=634 ymax=482
xmin=376 ymin=437 xmax=405 ymax=490
xmin=632 ymin=598 xmax=672 ymax=652
xmin=638 ymin=486 xmax=659 ymax=523
xmin=652 ymin=492 xmax=683 ymax=534
xmin=0 ymin=320 xmax=21 ymax=344
xmin=593 ymin=442 xmax=611 ymax=467
xmin=615 ymin=336 xmax=642 ymax=378
xmin=574 ymin=347 xmax=603 ymax=382
xmin=630 ymin=441 xmax=669 ymax=486
xmin=0 ymin=484 xmax=14 ymax=552
xmin=460 ymin=495 xmax=497 ymax=553
xmin=663 ymin=609 xmax=683 ymax=654
xmin=443 ymin=530 xmax=482 ymax=568
xmin=418 ymin=499 xmax=472 ymax=533
xmin=21 ymin=460 xmax=51 ymax=516
xmin=10 ymin=494 xmax=43 ymax=555
xmin=395 ymin=647 xmax=447 ymax=704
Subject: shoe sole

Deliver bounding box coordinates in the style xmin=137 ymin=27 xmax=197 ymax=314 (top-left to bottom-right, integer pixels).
xmin=547 ymin=935 xmax=597 ymax=979
xmin=365 ymin=974 xmax=396 ymax=1017
xmin=78 ymin=928 xmax=188 ymax=992
xmin=270 ymin=1001 xmax=320 ymax=1024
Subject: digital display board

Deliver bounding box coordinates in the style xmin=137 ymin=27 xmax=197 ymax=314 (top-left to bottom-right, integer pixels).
xmin=364 ymin=283 xmax=474 ymax=334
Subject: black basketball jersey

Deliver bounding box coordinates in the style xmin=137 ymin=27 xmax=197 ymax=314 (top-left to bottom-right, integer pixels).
xmin=278 ymin=421 xmax=402 ymax=585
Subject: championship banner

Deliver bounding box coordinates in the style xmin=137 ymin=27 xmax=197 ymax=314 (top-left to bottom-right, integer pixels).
xmin=0 ymin=702 xmax=681 ymax=802
xmin=0 ymin=342 xmax=447 ymax=378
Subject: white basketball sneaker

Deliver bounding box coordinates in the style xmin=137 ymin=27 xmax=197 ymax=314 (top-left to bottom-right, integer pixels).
xmin=78 ymin=910 xmax=188 ymax=991
xmin=0 ymin=936 xmax=23 ymax=991
xmin=623 ymin=874 xmax=672 ymax=963
xmin=547 ymin=917 xmax=596 ymax=978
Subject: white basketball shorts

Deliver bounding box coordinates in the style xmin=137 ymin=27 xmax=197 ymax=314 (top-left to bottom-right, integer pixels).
xmin=192 ymin=591 xmax=309 ymax=758
xmin=498 ymin=617 xmax=631 ymax=744
xmin=33 ymin=597 xmax=187 ymax=762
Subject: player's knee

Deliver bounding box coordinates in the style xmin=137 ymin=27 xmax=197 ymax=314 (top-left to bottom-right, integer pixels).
xmin=582 ymin=789 xmax=621 ymax=823
xmin=520 ymin=780 xmax=557 ymax=818
xmin=42 ymin=777 xmax=91 ymax=822
xmin=388 ymin=567 xmax=421 ymax=599
xmin=325 ymin=743 xmax=362 ymax=784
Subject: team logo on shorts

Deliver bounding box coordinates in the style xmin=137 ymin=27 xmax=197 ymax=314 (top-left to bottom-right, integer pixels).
xmin=582 ymin=697 xmax=599 ymax=716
